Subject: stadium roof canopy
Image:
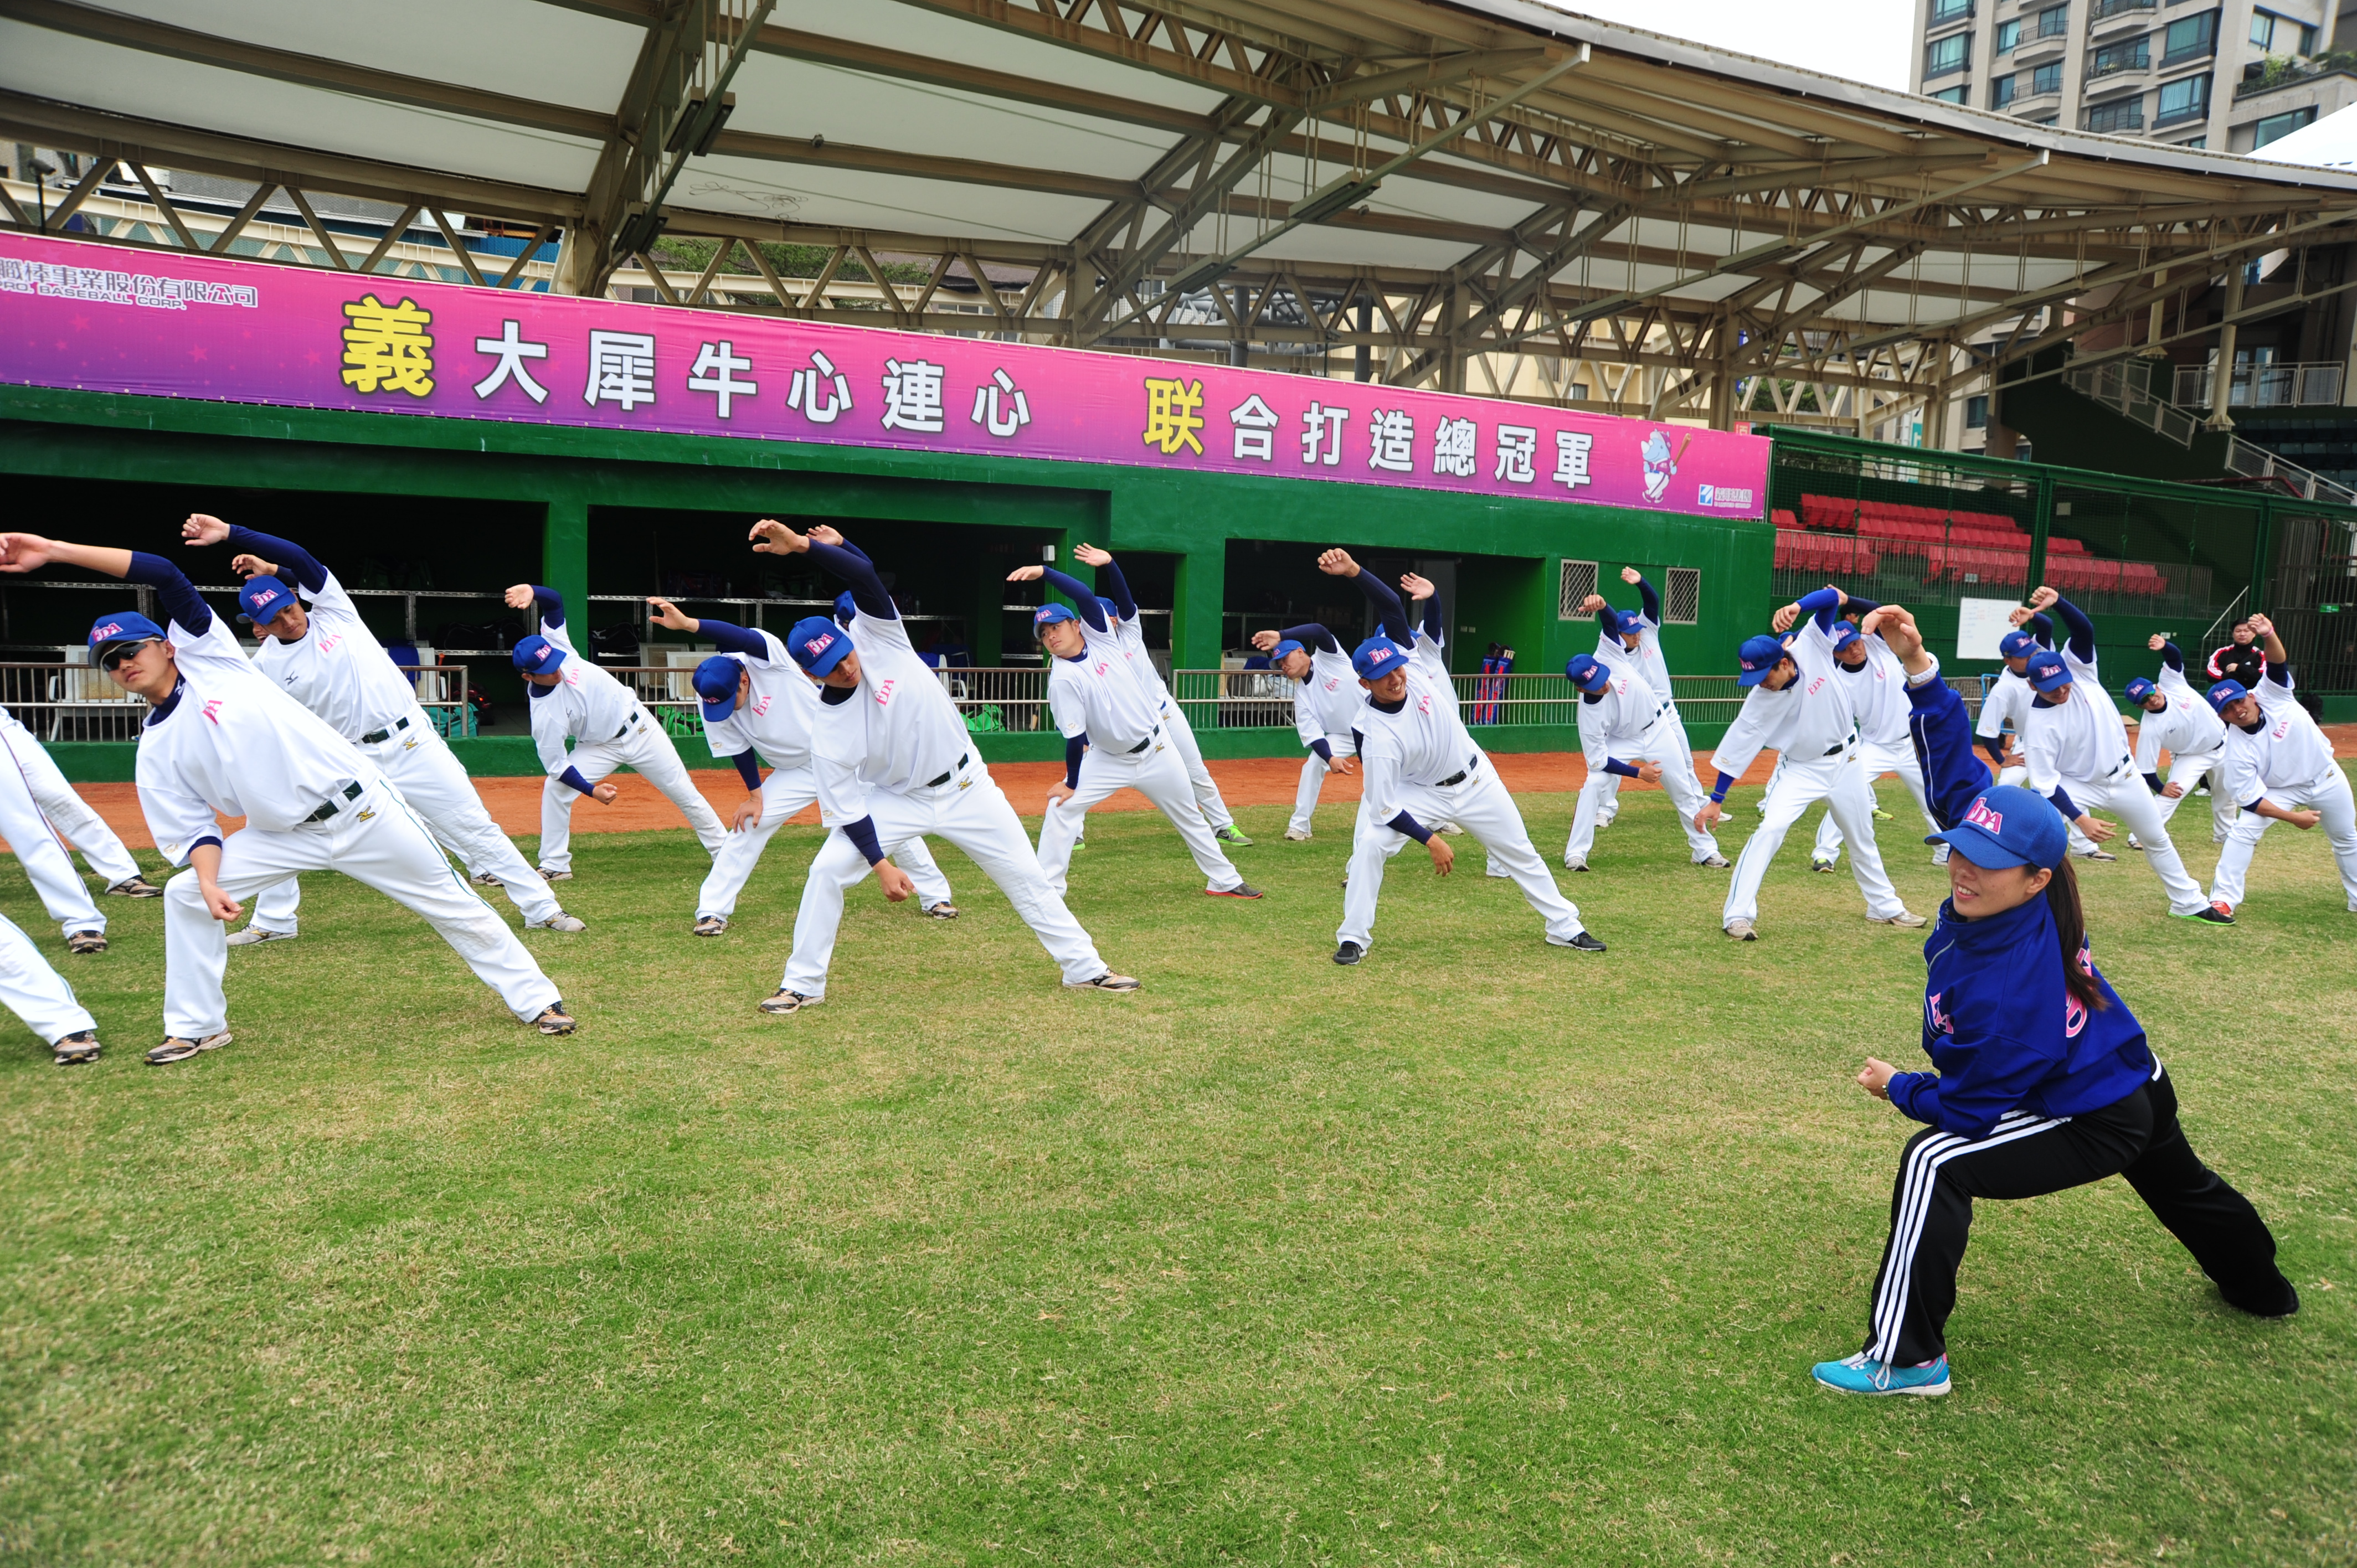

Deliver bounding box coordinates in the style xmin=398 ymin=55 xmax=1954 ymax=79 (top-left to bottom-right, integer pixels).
xmin=8 ymin=0 xmax=2357 ymax=434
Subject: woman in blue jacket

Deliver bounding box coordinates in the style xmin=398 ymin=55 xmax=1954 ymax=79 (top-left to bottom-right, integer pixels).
xmin=1812 ymin=606 xmax=2297 ymax=1397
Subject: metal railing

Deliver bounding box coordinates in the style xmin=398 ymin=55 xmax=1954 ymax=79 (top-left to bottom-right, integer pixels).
xmin=0 ymin=662 xmax=474 ymax=742
xmin=2090 ymin=0 xmax=2155 ymax=18
xmin=2065 ymin=361 xmax=2201 ymax=446
xmin=2066 ymin=360 xmax=2357 ymax=502
xmin=2171 ymin=360 xmax=2345 ymax=411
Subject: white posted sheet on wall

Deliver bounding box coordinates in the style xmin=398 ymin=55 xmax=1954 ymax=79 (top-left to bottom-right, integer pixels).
xmin=1955 ymin=597 xmax=2020 ymax=662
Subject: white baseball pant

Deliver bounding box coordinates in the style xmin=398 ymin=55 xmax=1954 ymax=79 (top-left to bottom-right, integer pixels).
xmin=1565 ymin=720 xmax=1720 ymax=866
xmin=162 ymin=779 xmax=562 ymax=1041
xmin=2152 ymin=747 xmax=2239 ymax=843
xmin=1036 ymin=731 xmax=1243 ymax=895
xmin=249 ymin=709 xmax=566 ymax=933
xmin=539 ymin=713 xmax=729 ymax=874
xmin=1814 ymin=744 xmax=1938 ymax=866
xmin=696 ymin=765 xmax=950 ymax=921
xmin=1339 ymin=760 xmax=1583 ymax=951
xmin=782 ymin=759 xmax=1107 ymax=999
xmin=2209 ymin=771 xmax=2357 ymax=912
xmin=2055 ymin=762 xmax=2210 ymax=915
xmin=0 ymin=907 xmax=94 ymax=1046
xmin=1998 ymin=764 xmax=2102 ymax=856
xmin=1159 ymin=699 xmax=1235 ymax=831
xmin=1722 ymin=751 xmax=1906 ymax=929
xmin=0 ymin=733 xmax=106 ymax=940
xmin=0 ymin=712 xmax=141 ymax=887
xmin=1290 ymin=735 xmax=1357 ymax=835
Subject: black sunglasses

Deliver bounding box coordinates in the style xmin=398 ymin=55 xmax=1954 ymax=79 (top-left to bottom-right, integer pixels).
xmin=98 ymin=638 xmax=161 ymax=673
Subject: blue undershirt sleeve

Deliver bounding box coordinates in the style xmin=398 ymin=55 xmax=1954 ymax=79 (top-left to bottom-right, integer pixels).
xmin=1711 ymin=770 xmax=1736 ymax=802
xmin=530 ymin=585 xmax=566 ymax=633
xmin=1979 ymin=734 xmax=2010 ymax=766
xmin=2159 ymin=640 xmax=2185 ymax=674
xmin=805 ymin=540 xmax=894 ymax=620
xmin=224 ymin=527 xmax=327 ymax=594
xmin=732 ymin=749 xmax=761 ymax=791
xmin=122 ymin=551 xmax=212 ymax=636
xmin=2049 ymin=596 xmax=2096 ymax=661
xmin=1843 ymin=594 xmax=1884 ymax=618
xmin=1097 ymin=556 xmax=1136 ymax=622
xmin=190 ymin=833 xmax=223 ymax=856
xmin=841 ymin=816 xmax=886 ymax=866
xmin=2266 ymin=661 xmax=2294 ymax=689
xmin=2048 ymin=784 xmax=2081 ymax=820
xmin=558 ymin=765 xmax=596 ymax=797
xmin=1064 ymin=733 xmax=1087 ymax=788
xmin=2143 ymin=771 xmax=2166 ymax=795
xmin=1280 ymin=622 xmax=1338 ymax=654
xmin=1386 ymin=809 xmax=1433 ymax=844
xmin=696 ymin=619 xmax=767 ymax=658
xmin=1796 ymin=586 xmax=1844 ymax=632
xmin=1309 ymin=737 xmax=1334 ymax=763
xmin=1352 ymin=571 xmax=1413 ymax=646
xmin=1594 ymin=605 xmax=1617 ymax=638
xmin=1421 ymin=591 xmax=1444 ymax=642
xmin=1635 ymin=574 xmax=1661 ymax=625
xmin=1603 ymin=758 xmax=1642 ymax=779
xmin=2024 ymin=612 xmax=2054 ymax=647
xmin=1040 ymin=567 xmax=1107 ymax=633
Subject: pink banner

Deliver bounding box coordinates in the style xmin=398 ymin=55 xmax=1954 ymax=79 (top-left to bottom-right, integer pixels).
xmin=0 ymin=233 xmax=1768 ymax=519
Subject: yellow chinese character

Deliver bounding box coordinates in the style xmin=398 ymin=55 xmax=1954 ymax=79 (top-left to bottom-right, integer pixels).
xmin=1141 ymin=375 xmax=1206 ymax=457
xmin=340 ymin=294 xmax=435 ymax=397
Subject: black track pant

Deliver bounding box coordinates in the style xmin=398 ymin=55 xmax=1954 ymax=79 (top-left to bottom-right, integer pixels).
xmin=1862 ymin=1069 xmax=2296 ymax=1365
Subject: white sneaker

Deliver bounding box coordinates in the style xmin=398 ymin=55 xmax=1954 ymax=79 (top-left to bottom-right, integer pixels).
xmin=1726 ymin=919 xmax=1758 ymax=941
xmin=1871 ymin=911 xmax=1928 ymax=929
xmin=226 ymin=926 xmax=296 ymax=947
xmin=1283 ymin=827 xmax=1313 ymax=842
xmin=528 ymin=912 xmax=587 ymax=932
xmin=1563 ymin=857 xmax=1589 ymax=872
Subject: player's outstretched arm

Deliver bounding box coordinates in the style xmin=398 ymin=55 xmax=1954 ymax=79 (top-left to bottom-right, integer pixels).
xmin=778 ymin=521 xmax=895 ymax=620
xmin=1620 ymin=566 xmax=1661 ymax=625
xmin=1037 ymin=566 xmax=1109 ymax=632
xmin=1073 ymin=544 xmax=1137 ymax=622
xmin=3 ymin=536 xmax=216 ymax=635
xmin=185 ymin=514 xmax=327 ymax=593
xmin=1346 ymin=564 xmax=1413 ymax=645
xmin=1862 ymin=605 xmax=1986 ymax=828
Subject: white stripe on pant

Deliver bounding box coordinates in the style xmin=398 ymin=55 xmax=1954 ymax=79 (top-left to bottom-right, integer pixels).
xmin=0 ymin=710 xmax=140 ymax=887
xmin=2210 ymin=769 xmax=2357 ymax=912
xmin=1036 ymin=733 xmax=1243 ymax=895
xmin=783 ymin=762 xmax=1106 ymax=999
xmin=1565 ymin=716 xmax=1720 ymax=865
xmin=0 ymin=907 xmax=94 ymax=1045
xmin=1159 ymin=700 xmax=1235 ymax=831
xmin=1290 ymin=736 xmax=1357 ymax=835
xmin=1722 ymin=751 xmax=1904 ymax=927
xmin=696 ymin=765 xmax=951 ymax=921
xmin=539 ymin=714 xmax=729 ymax=874
xmin=2054 ymin=764 xmax=2210 ymax=915
xmin=1814 ymin=744 xmax=1938 ymax=866
xmin=251 ymin=709 xmax=564 ymax=932
xmin=163 ymin=780 xmax=562 ymax=1040
xmin=1339 ymin=762 xmax=1583 ymax=950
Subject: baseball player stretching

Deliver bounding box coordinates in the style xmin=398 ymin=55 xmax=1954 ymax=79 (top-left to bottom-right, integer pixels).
xmin=0 ymin=705 xmax=156 ymax=902
xmin=178 ymin=517 xmax=586 ymax=943
xmin=759 ymin=520 xmax=1134 ymax=1013
xmin=1573 ymin=569 xmax=1720 ymax=855
xmin=1697 ymin=588 xmax=1921 ymax=941
xmin=1069 ymin=544 xmax=1249 ymax=849
xmin=1331 ymin=551 xmax=1601 ymax=964
xmin=0 ymin=532 xmax=573 ymax=1061
xmin=0 ymin=718 xmax=116 ymax=954
xmin=1013 ymin=560 xmax=1260 ymax=901
xmin=1252 ymin=617 xmax=1364 ymax=842
xmin=2013 ymin=587 xmax=2228 ymax=925
xmin=1977 ymin=616 xmax=2107 ymax=861
xmin=1562 ymin=650 xmax=1720 ymax=873
xmin=2124 ymin=636 xmax=2235 ymax=850
xmin=646 ymin=596 xmax=956 ymax=935
xmin=1812 ymin=605 xmax=2294 ymax=1397
xmin=1810 ymin=605 xmax=1943 ymax=873
xmin=2205 ymin=614 xmax=2357 ymax=918
xmin=509 ymin=584 xmax=729 ymax=881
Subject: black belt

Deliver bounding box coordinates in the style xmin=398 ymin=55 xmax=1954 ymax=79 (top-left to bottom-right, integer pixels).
xmin=1124 ymin=726 xmax=1162 ymax=755
xmin=613 ymin=711 xmax=643 ymax=740
xmin=1823 ymin=732 xmax=1857 ymax=758
xmin=304 ymin=781 xmax=364 ymax=823
xmin=923 ymin=751 xmax=971 ymax=788
xmin=359 ymin=715 xmax=410 ymax=745
xmin=1434 ymin=756 xmax=1481 ymax=789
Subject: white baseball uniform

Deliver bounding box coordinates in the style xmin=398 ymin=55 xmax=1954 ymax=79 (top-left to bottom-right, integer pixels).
xmin=2134 ymin=654 xmax=2235 ymax=843
xmin=1812 ymin=632 xmax=1938 ymax=868
xmin=1565 ymin=662 xmax=1719 ymax=866
xmin=1586 ymin=582 xmax=1706 ymax=845
xmin=1109 ymin=610 xmax=1236 ymax=833
xmin=527 ymin=597 xmax=729 ymax=874
xmin=1978 ymin=665 xmax=2099 ymax=857
xmin=238 ymin=543 xmax=563 ymax=931
xmin=0 ymin=906 xmax=95 ymax=1046
xmin=0 ymin=706 xmax=141 ymax=890
xmin=689 ymin=623 xmax=949 ymax=921
xmin=781 ymin=587 xmax=1110 ymax=999
xmin=1286 ymin=632 xmax=1365 ymax=835
xmin=2021 ymin=634 xmax=2209 ymax=916
xmin=1712 ymin=606 xmax=1906 ymax=929
xmin=1340 ymin=624 xmax=1584 ymax=952
xmin=0 ymin=708 xmax=109 ymax=941
xmin=123 ymin=571 xmax=561 ymax=1040
xmin=2209 ymin=667 xmax=2357 ymax=911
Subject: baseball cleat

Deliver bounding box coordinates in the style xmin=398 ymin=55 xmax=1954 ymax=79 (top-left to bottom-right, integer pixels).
xmin=2208 ymin=900 xmax=2235 ymax=920
xmin=2180 ymin=904 xmax=2236 ymax=925
xmin=1595 ymin=813 xmax=1616 ymax=829
xmin=1283 ymin=827 xmax=1313 ymax=842
xmin=1214 ymin=825 xmax=1254 ymax=847
xmin=145 ymin=1030 xmax=230 ymax=1066
xmin=1437 ymin=822 xmax=1466 ymax=835
xmin=534 ymin=1003 xmax=577 ymax=1035
xmin=103 ymin=875 xmax=163 ymax=898
xmin=1065 ymin=972 xmax=1140 ymax=992
xmin=924 ymin=902 xmax=961 ymax=919
xmin=693 ymin=915 xmax=728 ymax=936
xmin=1548 ymin=931 xmax=1608 ymax=953
xmin=2078 ymin=849 xmax=2118 ymax=863
xmin=472 ymin=870 xmax=503 ymax=887
xmin=1332 ymin=941 xmax=1365 ymax=966
xmin=539 ymin=866 xmax=573 ymax=881
xmin=1871 ymin=911 xmax=1928 ymax=928
xmin=759 ymin=988 xmax=822 ymax=1014
xmin=1811 ymin=1353 xmax=1950 ymax=1397
xmin=1696 ymin=854 xmax=1731 ymax=868
xmin=52 ymin=1030 xmax=101 ymax=1066
xmin=2126 ymin=834 xmax=2144 ymax=850
xmin=1207 ymin=883 xmax=1264 ymax=899
xmin=1563 ymin=856 xmax=1588 ymax=872
xmin=1725 ymin=919 xmax=1758 ymax=941
xmin=1809 ymin=857 xmax=1836 ymax=874
xmin=225 ymin=926 xmax=295 ymax=947
xmin=528 ymin=912 xmax=588 ymax=933
xmin=1872 ymin=808 xmax=1895 ymax=822
xmin=66 ymin=930 xmax=107 ymax=954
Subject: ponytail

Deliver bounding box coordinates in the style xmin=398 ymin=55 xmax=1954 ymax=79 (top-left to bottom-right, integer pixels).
xmin=2044 ymin=856 xmax=2109 ymax=1014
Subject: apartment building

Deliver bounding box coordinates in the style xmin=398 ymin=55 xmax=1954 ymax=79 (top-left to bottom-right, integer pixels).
xmin=1911 ymin=0 xmax=2353 ymax=152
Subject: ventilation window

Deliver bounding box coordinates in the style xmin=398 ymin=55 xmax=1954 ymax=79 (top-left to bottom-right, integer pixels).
xmin=1664 ymin=566 xmax=1701 ymax=625
xmin=1557 ymin=559 xmax=1599 ymax=620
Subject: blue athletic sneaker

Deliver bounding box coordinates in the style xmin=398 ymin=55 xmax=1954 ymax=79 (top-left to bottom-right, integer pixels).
xmin=1810 ymin=1353 xmax=1951 ymax=1396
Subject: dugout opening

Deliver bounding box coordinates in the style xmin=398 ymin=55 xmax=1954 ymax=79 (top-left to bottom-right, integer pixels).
xmin=1221 ymin=538 xmax=1546 ymax=675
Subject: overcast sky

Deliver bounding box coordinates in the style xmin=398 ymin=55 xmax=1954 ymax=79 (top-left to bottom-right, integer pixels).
xmin=1548 ymin=0 xmax=1914 ymax=91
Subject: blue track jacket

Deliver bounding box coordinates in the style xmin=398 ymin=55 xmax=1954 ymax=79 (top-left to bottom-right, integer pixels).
xmin=1887 ymin=670 xmax=2155 ymax=1137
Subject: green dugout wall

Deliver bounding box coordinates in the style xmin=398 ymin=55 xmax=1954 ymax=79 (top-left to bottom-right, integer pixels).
xmin=0 ymin=385 xmax=1772 ymax=779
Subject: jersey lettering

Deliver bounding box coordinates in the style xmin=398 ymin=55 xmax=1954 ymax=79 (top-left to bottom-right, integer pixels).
xmin=1925 ymin=991 xmax=1952 ymax=1036
xmin=874 ymin=678 xmax=896 ymax=706
xmin=201 ymin=698 xmax=224 ymax=725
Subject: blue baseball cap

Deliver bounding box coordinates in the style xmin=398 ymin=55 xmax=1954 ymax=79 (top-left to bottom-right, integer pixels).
xmin=2024 ymin=649 xmax=2072 ymax=692
xmin=1736 ymin=633 xmax=1788 ymax=687
xmin=512 ymin=633 xmax=566 ymax=675
xmin=1033 ymin=603 xmax=1078 ymax=633
xmin=2123 ymin=677 xmax=2158 ymax=705
xmin=89 ymin=610 xmax=166 ymax=657
xmin=1272 ymin=638 xmax=1305 ymax=663
xmin=235 ymin=576 xmax=299 ymax=625
xmin=1612 ymin=609 xmax=1645 ymax=639
xmin=1565 ymin=653 xmax=1610 ymax=692
xmin=1351 ymin=635 xmax=1409 ymax=679
xmin=786 ymin=615 xmax=853 ymax=677
xmin=1999 ymin=629 xmax=2041 ymax=660
xmin=832 ymin=590 xmax=856 ymax=626
xmin=1097 ymin=597 xmax=1123 ymax=625
xmin=692 ymin=655 xmax=743 ymax=722
xmin=1831 ymin=620 xmax=1864 ymax=653
xmin=2206 ymin=677 xmax=2249 ymax=713
xmin=1928 ymin=784 xmax=2066 ymax=872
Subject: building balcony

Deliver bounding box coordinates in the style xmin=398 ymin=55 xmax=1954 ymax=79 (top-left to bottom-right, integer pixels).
xmin=2015 ymin=30 xmax=2070 ymax=63
xmin=2086 ymin=58 xmax=2155 ymax=94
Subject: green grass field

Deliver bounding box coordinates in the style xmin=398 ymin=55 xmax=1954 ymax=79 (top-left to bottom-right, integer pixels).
xmin=2 ymin=784 xmax=2353 ymax=1566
